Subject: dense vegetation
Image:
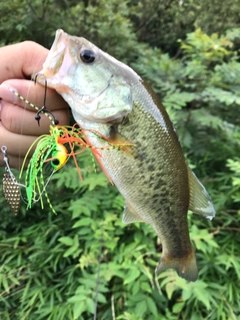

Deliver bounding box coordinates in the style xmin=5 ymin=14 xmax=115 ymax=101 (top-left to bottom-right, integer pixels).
xmin=0 ymin=1 xmax=239 ymax=319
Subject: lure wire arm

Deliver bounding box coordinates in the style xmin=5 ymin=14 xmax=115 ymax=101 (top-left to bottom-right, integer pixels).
xmin=1 ymin=146 xmax=26 ymax=189
xmin=2 ymin=146 xmax=16 ymax=181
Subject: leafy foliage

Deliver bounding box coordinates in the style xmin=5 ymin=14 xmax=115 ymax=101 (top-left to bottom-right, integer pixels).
xmin=1 ymin=1 xmax=240 ymax=319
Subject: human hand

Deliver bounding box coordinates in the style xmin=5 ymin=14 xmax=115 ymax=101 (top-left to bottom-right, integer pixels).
xmin=0 ymin=41 xmax=69 ymax=169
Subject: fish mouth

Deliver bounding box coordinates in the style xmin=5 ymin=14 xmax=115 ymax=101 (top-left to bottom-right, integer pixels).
xmin=39 ymin=29 xmax=69 ymax=80
xmin=35 ymin=29 xmax=81 ymax=88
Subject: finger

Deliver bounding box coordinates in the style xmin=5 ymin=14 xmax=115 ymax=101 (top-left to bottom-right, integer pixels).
xmin=0 ymin=80 xmax=69 ymax=111
xmin=0 ymin=41 xmax=49 ymax=83
xmin=1 ymin=100 xmax=69 ymax=135
xmin=0 ymin=121 xmax=36 ymax=157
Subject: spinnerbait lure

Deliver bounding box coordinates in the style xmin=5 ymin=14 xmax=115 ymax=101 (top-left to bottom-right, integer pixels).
xmin=2 ymin=87 xmax=133 ymax=213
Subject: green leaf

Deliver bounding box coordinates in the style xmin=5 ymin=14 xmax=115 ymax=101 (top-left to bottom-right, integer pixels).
xmin=68 ymin=295 xmax=87 ymax=303
xmin=165 ymin=281 xmax=175 ymax=300
xmin=146 ymin=297 xmax=158 ymax=317
xmin=135 ymin=300 xmax=147 ymax=317
xmin=72 ymin=217 xmax=93 ymax=228
xmin=63 ymin=246 xmax=78 ymax=257
xmin=73 ymin=302 xmax=86 ymax=319
xmin=172 ymin=302 xmax=184 ymax=313
xmin=123 ymin=268 xmax=141 ymax=284
xmin=58 ymin=236 xmax=74 ymax=246
xmin=141 ymin=281 xmax=152 ymax=293
xmin=96 ymin=292 xmax=107 ymax=304
xmin=86 ymin=298 xmax=95 ymax=314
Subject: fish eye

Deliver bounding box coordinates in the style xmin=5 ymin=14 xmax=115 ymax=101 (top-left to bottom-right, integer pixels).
xmin=80 ymin=49 xmax=95 ymax=63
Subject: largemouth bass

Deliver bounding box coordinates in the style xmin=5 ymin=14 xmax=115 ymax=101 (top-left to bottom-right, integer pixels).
xmin=37 ymin=29 xmax=215 ymax=281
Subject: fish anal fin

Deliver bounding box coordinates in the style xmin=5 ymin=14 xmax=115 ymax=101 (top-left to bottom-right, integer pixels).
xmin=122 ymin=203 xmax=145 ymax=224
xmin=188 ymin=167 xmax=216 ymax=220
xmin=156 ymin=247 xmax=198 ymax=282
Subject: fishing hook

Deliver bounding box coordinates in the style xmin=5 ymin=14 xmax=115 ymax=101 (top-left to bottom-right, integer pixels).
xmin=33 ymin=73 xmax=59 ymax=126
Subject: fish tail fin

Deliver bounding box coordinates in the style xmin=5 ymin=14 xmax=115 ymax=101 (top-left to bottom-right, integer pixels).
xmin=156 ymin=247 xmax=198 ymax=282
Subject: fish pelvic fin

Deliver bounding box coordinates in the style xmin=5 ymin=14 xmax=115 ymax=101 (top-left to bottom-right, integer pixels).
xmin=156 ymin=247 xmax=198 ymax=282
xmin=188 ymin=166 xmax=216 ymax=220
xmin=122 ymin=203 xmax=145 ymax=224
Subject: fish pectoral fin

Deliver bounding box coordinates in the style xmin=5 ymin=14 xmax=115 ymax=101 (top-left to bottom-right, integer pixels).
xmin=122 ymin=203 xmax=145 ymax=224
xmin=109 ymin=127 xmax=134 ymax=153
xmin=188 ymin=166 xmax=216 ymax=220
xmin=156 ymin=247 xmax=198 ymax=282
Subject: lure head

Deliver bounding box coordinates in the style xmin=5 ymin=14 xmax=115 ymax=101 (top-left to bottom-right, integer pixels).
xmin=50 ymin=143 xmax=68 ymax=171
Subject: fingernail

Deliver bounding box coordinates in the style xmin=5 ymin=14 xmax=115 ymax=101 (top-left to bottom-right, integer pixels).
xmin=0 ymin=84 xmax=19 ymax=105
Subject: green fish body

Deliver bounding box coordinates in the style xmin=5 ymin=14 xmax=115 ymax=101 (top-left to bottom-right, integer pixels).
xmin=37 ymin=29 xmax=215 ymax=281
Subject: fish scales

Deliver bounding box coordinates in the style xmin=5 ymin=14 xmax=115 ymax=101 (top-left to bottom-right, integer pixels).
xmin=108 ymin=107 xmax=187 ymax=215
xmin=37 ymin=29 xmax=216 ymax=281
xmin=113 ymin=101 xmax=191 ymax=255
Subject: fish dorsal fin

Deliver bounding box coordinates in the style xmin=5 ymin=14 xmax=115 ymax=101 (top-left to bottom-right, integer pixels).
xmin=122 ymin=203 xmax=145 ymax=224
xmin=187 ymin=166 xmax=216 ymax=220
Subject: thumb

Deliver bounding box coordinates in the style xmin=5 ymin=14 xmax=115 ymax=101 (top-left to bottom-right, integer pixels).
xmin=0 ymin=41 xmax=49 ymax=83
